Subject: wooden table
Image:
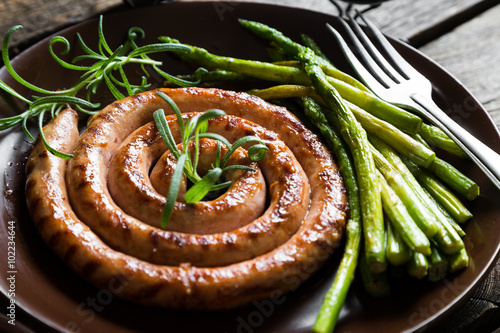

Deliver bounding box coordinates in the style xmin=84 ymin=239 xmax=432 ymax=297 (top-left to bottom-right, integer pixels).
xmin=1 ymin=0 xmax=499 ymax=332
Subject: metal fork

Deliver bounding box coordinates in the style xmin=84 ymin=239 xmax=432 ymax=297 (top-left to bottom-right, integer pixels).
xmin=326 ymin=12 xmax=500 ymax=192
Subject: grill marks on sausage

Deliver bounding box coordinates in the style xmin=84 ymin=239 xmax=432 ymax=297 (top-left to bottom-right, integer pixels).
xmin=63 ymin=244 xmax=79 ymax=262
xmin=80 ymin=260 xmax=101 ymax=279
xmin=25 ymin=88 xmax=347 ymax=310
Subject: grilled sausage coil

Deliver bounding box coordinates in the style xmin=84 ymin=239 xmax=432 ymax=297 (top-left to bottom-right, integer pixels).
xmin=25 ymin=87 xmax=347 ymax=310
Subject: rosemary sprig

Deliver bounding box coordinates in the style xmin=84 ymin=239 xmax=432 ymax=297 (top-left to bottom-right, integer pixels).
xmin=0 ymin=16 xmax=203 ymax=158
xmin=0 ymin=17 xmax=268 ymax=224
xmin=153 ymin=91 xmax=268 ymax=227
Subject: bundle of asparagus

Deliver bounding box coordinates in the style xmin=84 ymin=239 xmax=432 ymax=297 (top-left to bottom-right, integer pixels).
xmin=158 ymin=20 xmax=476 ymax=333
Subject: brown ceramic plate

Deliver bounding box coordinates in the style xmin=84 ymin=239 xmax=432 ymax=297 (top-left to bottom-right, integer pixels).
xmin=1 ymin=2 xmax=499 ymax=332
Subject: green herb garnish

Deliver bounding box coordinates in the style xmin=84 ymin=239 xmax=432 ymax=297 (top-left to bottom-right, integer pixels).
xmin=153 ymin=91 xmax=268 ymax=227
xmin=0 ymin=16 xmax=204 ymax=158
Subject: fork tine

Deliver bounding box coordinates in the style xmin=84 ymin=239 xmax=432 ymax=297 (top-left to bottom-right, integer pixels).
xmin=326 ymin=23 xmax=387 ymax=93
xmin=356 ymin=11 xmax=422 ymax=80
xmin=346 ymin=11 xmax=405 ymax=85
xmin=334 ymin=18 xmax=394 ymax=89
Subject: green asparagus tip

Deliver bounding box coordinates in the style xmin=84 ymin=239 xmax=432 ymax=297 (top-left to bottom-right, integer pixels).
xmin=238 ymin=19 xmax=261 ymax=32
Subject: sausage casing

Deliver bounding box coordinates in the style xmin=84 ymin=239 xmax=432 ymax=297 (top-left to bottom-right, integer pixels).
xmin=25 ymin=88 xmax=347 ymax=310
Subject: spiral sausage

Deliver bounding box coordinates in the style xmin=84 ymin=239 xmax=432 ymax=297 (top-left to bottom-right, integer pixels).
xmin=25 ymin=87 xmax=347 ymax=310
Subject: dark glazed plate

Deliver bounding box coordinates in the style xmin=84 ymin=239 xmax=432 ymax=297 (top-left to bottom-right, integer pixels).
xmin=1 ymin=2 xmax=499 ymax=332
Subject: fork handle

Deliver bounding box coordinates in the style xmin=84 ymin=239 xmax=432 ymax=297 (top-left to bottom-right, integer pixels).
xmin=412 ymin=93 xmax=500 ymax=192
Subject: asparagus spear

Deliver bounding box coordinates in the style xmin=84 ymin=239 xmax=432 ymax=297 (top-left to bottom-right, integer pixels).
xmin=448 ymin=248 xmax=469 ymax=272
xmin=377 ymin=170 xmax=431 ymax=255
xmin=300 ymin=34 xmax=333 ymax=63
xmin=399 ymin=161 xmax=466 ymax=254
xmin=416 ymin=181 xmax=466 ymax=238
xmin=420 ymin=123 xmax=467 ymax=158
xmin=430 ymin=193 xmax=467 ymax=238
xmin=385 ymin=220 xmax=412 ymax=266
xmin=248 ymin=84 xmax=319 ymax=101
xmin=371 ymin=137 xmax=464 ymax=255
xmin=370 ymin=145 xmax=438 ymax=238
xmin=430 ymin=214 xmax=465 ymax=255
xmin=428 ymin=158 xmax=480 ymax=200
xmin=346 ymin=101 xmax=435 ymax=167
xmin=404 ymin=159 xmax=473 ymax=223
xmin=299 ymin=34 xmax=371 ymax=93
xmin=299 ymin=50 xmax=386 ymax=273
xmin=359 ymin=255 xmax=391 ymax=297
xmin=408 ymin=251 xmax=429 ymax=279
xmin=300 ymin=97 xmax=362 ymax=333
xmin=428 ymin=246 xmax=450 ymax=282
xmin=413 ymin=134 xmax=479 ymax=200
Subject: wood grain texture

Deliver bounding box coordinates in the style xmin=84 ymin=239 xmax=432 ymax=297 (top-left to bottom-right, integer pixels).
xmin=0 ymin=0 xmax=121 ymax=50
xmin=419 ymin=4 xmax=500 ymax=130
xmin=363 ymin=0 xmax=499 ymax=41
xmin=0 ymin=0 xmax=492 ymax=48
xmin=186 ymin=0 xmax=490 ymax=40
xmin=426 ymin=263 xmax=500 ymax=332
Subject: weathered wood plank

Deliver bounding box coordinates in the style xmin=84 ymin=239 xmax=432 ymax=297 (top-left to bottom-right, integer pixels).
xmin=186 ymin=0 xmax=491 ymax=40
xmin=0 ymin=0 xmax=121 ymax=50
xmin=363 ymin=0 xmax=500 ymax=42
xmin=1 ymin=0 xmax=492 ymax=49
xmin=428 ymin=295 xmax=500 ymax=332
xmin=426 ymin=262 xmax=500 ymax=332
xmin=476 ymin=261 xmax=500 ymax=305
xmin=419 ymin=4 xmax=500 ymax=129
